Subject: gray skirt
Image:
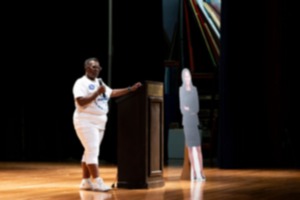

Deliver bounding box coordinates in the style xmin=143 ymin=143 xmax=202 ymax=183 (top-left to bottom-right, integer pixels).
xmin=183 ymin=125 xmax=201 ymax=147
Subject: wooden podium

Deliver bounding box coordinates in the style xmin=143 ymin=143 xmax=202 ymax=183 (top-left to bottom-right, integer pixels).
xmin=116 ymin=81 xmax=165 ymax=189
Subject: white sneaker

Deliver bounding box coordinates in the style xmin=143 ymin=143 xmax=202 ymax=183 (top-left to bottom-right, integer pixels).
xmin=79 ymin=179 xmax=94 ymax=190
xmin=194 ymin=175 xmax=206 ymax=182
xmin=93 ymin=178 xmax=112 ymax=192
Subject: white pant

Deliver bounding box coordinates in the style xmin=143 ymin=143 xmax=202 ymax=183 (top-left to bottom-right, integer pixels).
xmin=74 ymin=121 xmax=105 ymax=164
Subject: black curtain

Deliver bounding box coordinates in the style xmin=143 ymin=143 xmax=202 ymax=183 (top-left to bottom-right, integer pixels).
xmin=218 ymin=0 xmax=298 ymax=168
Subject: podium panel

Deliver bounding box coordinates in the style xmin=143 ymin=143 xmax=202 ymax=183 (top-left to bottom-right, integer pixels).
xmin=116 ymin=81 xmax=164 ymax=189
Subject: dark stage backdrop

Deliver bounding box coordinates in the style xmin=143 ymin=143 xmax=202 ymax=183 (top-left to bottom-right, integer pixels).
xmin=218 ymin=0 xmax=298 ymax=168
xmin=1 ymin=1 xmax=298 ymax=169
xmin=1 ymin=2 xmax=164 ymax=162
xmin=1 ymin=3 xmax=109 ymax=161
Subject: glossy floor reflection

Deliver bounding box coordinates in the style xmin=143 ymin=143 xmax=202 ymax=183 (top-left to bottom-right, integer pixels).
xmin=1 ymin=161 xmax=300 ymax=200
xmin=79 ymin=190 xmax=113 ymax=200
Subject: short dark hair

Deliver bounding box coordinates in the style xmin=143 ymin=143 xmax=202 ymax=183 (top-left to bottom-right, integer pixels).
xmin=84 ymin=57 xmax=99 ymax=69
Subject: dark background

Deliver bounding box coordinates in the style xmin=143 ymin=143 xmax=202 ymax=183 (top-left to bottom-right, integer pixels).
xmin=1 ymin=1 xmax=298 ymax=168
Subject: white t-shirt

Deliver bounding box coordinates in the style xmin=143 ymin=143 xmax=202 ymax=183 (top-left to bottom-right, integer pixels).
xmin=72 ymin=75 xmax=112 ymax=129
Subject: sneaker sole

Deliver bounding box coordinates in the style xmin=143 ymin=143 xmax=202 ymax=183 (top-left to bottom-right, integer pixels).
xmin=80 ymin=188 xmax=94 ymax=191
xmin=93 ymin=188 xmax=111 ymax=192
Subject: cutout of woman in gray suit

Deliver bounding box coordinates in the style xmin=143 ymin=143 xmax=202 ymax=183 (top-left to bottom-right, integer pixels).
xmin=179 ymin=68 xmax=206 ymax=181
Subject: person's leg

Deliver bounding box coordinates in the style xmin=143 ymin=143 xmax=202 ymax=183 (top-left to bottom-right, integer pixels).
xmin=188 ymin=147 xmax=196 ymax=179
xmin=75 ymin=125 xmax=97 ymax=190
xmin=196 ymin=146 xmax=205 ymax=179
xmin=76 ymin=125 xmax=109 ymax=191
xmin=86 ymin=163 xmax=99 ymax=178
xmin=77 ymin=125 xmax=102 ymax=174
xmin=82 ymin=161 xmax=108 ymax=181
xmin=191 ymin=146 xmax=201 ymax=179
xmin=83 ymin=127 xmax=102 ymax=178
xmin=79 ymin=162 xmax=94 ymax=190
xmin=81 ymin=162 xmax=91 ymax=178
xmin=189 ymin=146 xmax=205 ymax=181
xmin=83 ymin=129 xmax=111 ymax=191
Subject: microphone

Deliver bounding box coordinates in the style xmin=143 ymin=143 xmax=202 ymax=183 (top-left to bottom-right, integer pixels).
xmin=98 ymin=78 xmax=106 ymax=98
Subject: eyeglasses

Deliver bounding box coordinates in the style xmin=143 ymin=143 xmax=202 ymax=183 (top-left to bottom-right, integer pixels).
xmin=91 ymin=65 xmax=102 ymax=70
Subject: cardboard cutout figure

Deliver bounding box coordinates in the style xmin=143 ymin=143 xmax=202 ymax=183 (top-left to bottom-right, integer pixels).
xmin=179 ymin=68 xmax=206 ymax=181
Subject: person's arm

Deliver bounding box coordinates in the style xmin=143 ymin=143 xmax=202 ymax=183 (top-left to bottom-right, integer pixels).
xmin=179 ymin=87 xmax=188 ymax=114
xmin=179 ymin=87 xmax=183 ymax=114
xmin=76 ymin=86 xmax=105 ymax=107
xmin=110 ymin=82 xmax=142 ymax=98
xmin=192 ymin=87 xmax=199 ymax=113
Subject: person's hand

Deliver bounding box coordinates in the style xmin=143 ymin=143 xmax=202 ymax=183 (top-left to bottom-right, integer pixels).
xmin=130 ymin=82 xmax=142 ymax=91
xmin=97 ymin=85 xmax=106 ymax=95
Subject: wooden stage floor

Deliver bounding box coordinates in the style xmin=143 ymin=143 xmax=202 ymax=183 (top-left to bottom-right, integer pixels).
xmin=0 ymin=161 xmax=300 ymax=200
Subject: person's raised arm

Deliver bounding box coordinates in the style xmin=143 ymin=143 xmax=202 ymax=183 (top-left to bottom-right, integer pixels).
xmin=110 ymin=82 xmax=142 ymax=98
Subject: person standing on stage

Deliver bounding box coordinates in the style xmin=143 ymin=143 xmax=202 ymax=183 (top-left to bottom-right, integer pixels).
xmin=72 ymin=57 xmax=142 ymax=191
